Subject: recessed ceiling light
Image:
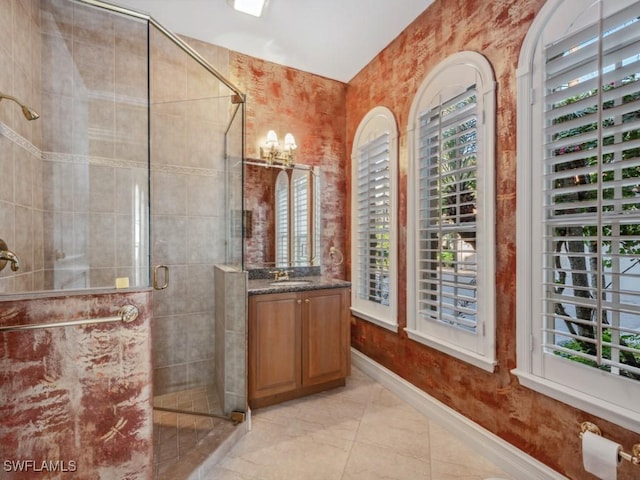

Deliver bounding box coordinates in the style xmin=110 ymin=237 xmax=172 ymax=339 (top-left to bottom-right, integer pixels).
xmin=226 ymin=0 xmax=267 ymax=17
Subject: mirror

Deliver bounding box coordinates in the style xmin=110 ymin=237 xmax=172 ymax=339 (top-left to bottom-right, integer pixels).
xmin=244 ymin=163 xmax=320 ymax=268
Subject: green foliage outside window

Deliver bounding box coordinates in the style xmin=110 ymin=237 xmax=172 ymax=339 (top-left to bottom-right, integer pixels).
xmin=550 ymin=74 xmax=640 ymax=379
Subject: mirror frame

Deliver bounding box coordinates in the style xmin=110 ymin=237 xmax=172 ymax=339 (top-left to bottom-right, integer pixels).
xmin=244 ymin=162 xmax=320 ymax=269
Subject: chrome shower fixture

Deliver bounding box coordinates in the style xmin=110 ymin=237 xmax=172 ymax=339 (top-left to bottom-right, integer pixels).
xmin=0 ymin=92 xmax=40 ymax=121
xmin=0 ymin=238 xmax=20 ymax=273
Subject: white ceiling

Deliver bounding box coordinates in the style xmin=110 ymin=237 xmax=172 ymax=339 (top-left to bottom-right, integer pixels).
xmin=112 ymin=0 xmax=434 ymax=82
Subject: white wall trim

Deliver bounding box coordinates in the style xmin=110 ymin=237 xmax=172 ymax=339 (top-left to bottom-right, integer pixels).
xmin=351 ymin=348 xmax=568 ymax=480
xmin=406 ymin=51 xmax=497 ymax=365
xmin=350 ymin=105 xmax=399 ymax=330
xmin=351 ymin=307 xmax=399 ymax=333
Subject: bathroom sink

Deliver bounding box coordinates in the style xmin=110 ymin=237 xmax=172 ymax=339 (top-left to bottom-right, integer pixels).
xmin=269 ymin=280 xmax=312 ymax=287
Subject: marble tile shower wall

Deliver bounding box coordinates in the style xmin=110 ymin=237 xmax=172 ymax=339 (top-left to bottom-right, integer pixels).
xmin=214 ymin=265 xmax=247 ymax=414
xmin=150 ymin=29 xmax=234 ymax=396
xmin=40 ymin=1 xmax=150 ymax=291
xmin=0 ymin=0 xmax=41 ymax=145
xmin=0 ymin=125 xmax=43 ymax=293
xmin=1 ymin=0 xmax=150 ymax=294
xmin=0 ymin=0 xmax=43 ymax=294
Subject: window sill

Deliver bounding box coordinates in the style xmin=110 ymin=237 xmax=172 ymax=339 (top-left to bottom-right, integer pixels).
xmin=512 ymin=369 xmax=640 ymax=434
xmin=351 ymin=307 xmax=398 ymax=333
xmin=405 ymin=328 xmax=497 ymax=373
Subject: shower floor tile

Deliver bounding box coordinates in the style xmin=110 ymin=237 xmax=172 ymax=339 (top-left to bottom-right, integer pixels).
xmin=153 ymin=386 xmax=234 ymax=479
xmin=153 ymin=409 xmax=236 ymax=480
xmin=153 ymin=385 xmax=222 ymax=416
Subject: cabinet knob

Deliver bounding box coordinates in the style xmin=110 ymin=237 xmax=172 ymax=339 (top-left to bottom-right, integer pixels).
xmin=297 ymin=299 xmax=302 ymax=304
xmin=305 ymin=299 xmax=310 ymax=304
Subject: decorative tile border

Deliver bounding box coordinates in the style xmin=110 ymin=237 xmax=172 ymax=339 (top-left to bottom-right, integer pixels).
xmin=42 ymin=152 xmax=228 ymax=179
xmin=41 ymin=151 xmax=148 ymax=170
xmin=150 ymin=163 xmax=226 ymax=178
xmin=1 ymin=122 xmax=229 ymax=178
xmin=0 ymin=122 xmax=40 ymax=158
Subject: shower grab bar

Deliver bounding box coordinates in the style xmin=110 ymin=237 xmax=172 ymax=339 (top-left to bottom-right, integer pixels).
xmin=0 ymin=305 xmax=139 ymax=333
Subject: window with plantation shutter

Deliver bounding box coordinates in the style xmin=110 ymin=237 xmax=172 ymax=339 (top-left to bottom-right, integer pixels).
xmin=274 ymin=168 xmax=319 ymax=268
xmin=314 ymin=171 xmax=321 ymax=264
xmin=516 ymin=0 xmax=640 ymax=432
xmin=351 ymin=107 xmax=398 ymax=331
xmin=275 ymin=171 xmax=288 ymax=267
xmin=357 ymin=133 xmax=390 ymax=304
xmin=407 ymin=52 xmax=496 ymax=371
xmin=418 ymin=87 xmax=478 ymax=332
xmin=292 ymin=169 xmax=309 ymax=265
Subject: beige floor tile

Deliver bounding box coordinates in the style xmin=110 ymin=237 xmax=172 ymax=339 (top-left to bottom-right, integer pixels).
xmin=260 ymin=393 xmax=366 ymax=443
xmin=355 ymin=386 xmax=431 ymax=460
xmin=218 ymin=419 xmax=350 ymax=480
xmin=201 ymin=466 xmax=254 ymax=479
xmin=429 ymin=422 xmax=513 ymax=480
xmin=343 ymin=441 xmax=432 ymax=480
xmin=316 ymin=367 xmax=379 ymax=405
xmin=157 ymin=367 xmax=514 ymax=480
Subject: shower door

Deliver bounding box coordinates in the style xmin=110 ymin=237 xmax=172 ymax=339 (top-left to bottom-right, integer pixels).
xmin=148 ymin=26 xmax=244 ymax=417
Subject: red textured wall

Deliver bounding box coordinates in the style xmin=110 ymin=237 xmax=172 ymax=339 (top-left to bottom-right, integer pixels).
xmin=346 ymin=0 xmax=638 ymax=479
xmin=0 ymin=291 xmax=153 ymax=480
xmin=230 ymin=54 xmax=348 ymax=277
xmin=227 ymin=1 xmax=638 ymax=476
xmin=244 ymin=164 xmax=278 ymax=267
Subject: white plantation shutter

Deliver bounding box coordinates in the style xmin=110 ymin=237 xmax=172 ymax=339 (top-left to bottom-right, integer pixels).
xmin=542 ymin=3 xmax=640 ymax=379
xmin=292 ymin=170 xmax=309 ymax=265
xmin=275 ymin=171 xmax=288 ymax=267
xmin=274 ymin=169 xmax=318 ymax=268
xmin=407 ymin=51 xmax=496 ymax=371
xmin=516 ymin=0 xmax=640 ymax=430
xmin=351 ymin=107 xmax=398 ymax=330
xmin=356 ymin=133 xmax=391 ymax=305
xmin=313 ymin=171 xmax=320 ymax=264
xmin=417 ymin=87 xmax=478 ymax=333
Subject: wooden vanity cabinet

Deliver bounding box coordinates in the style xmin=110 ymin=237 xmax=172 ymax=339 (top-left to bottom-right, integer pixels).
xmin=249 ymin=287 xmax=350 ymax=409
xmin=249 ymin=291 xmax=302 ymax=402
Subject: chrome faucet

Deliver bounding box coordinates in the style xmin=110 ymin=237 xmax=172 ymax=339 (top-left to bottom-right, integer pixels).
xmin=0 ymin=239 xmax=20 ymax=272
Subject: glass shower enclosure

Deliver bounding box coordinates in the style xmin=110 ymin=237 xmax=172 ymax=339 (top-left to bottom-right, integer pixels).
xmin=0 ymin=0 xmax=245 ymax=419
xmin=148 ymin=21 xmax=245 ymax=417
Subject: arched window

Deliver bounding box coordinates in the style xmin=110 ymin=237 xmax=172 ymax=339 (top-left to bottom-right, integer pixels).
xmin=515 ymin=0 xmax=640 ymax=431
xmin=351 ymin=106 xmax=398 ymax=331
xmin=274 ymin=168 xmax=319 ymax=267
xmin=406 ymin=51 xmax=497 ymax=371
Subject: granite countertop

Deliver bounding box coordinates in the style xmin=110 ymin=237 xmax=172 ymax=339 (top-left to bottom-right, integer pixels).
xmin=247 ymin=276 xmax=351 ymax=295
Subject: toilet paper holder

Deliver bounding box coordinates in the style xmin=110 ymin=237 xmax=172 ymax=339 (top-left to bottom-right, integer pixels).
xmin=580 ymin=422 xmax=640 ymax=465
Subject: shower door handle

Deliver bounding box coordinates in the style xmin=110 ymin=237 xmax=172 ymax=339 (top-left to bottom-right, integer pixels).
xmin=153 ymin=265 xmax=169 ymax=290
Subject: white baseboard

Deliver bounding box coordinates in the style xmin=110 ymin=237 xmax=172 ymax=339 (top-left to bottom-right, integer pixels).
xmin=351 ymin=348 xmax=568 ymax=480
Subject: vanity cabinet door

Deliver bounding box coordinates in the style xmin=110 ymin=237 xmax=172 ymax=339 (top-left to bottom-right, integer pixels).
xmin=302 ymin=288 xmax=350 ymax=387
xmin=249 ymin=292 xmax=302 ymax=401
